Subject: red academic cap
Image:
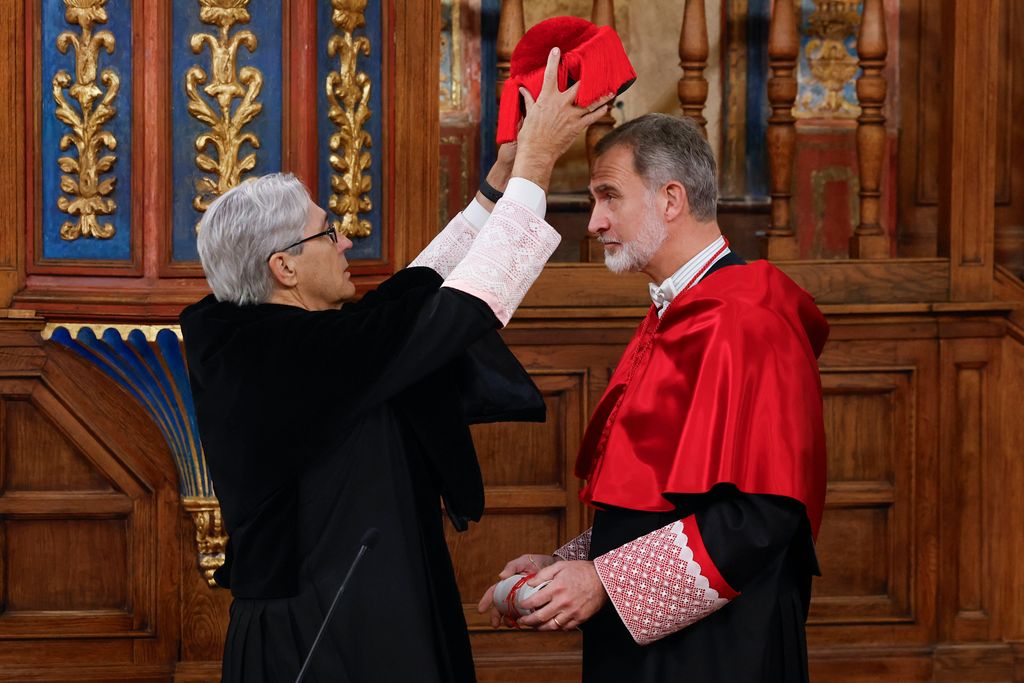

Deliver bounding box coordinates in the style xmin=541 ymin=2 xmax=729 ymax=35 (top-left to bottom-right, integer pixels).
xmin=496 ymin=16 xmax=636 ymax=144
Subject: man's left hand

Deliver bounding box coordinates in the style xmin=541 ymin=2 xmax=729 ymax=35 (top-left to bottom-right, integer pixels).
xmin=517 ymin=560 xmax=607 ymax=631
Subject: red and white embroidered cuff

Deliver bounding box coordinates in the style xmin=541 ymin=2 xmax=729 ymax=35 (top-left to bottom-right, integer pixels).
xmin=554 ymin=527 xmax=592 ymax=561
xmin=593 ymin=515 xmax=739 ymax=646
xmin=442 ymin=198 xmax=560 ymax=326
xmin=409 ymin=211 xmax=480 ymax=278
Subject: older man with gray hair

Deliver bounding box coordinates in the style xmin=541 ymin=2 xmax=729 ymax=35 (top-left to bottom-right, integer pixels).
xmin=181 ymin=49 xmax=612 ymax=682
xmin=480 ymin=114 xmax=829 ymax=683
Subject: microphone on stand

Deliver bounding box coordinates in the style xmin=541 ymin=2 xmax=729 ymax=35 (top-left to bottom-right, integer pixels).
xmin=295 ymin=528 xmax=380 ymax=683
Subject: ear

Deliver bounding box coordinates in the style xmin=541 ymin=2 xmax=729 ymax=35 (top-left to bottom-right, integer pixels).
xmin=661 ymin=180 xmax=688 ymax=223
xmin=267 ymin=252 xmax=298 ymax=289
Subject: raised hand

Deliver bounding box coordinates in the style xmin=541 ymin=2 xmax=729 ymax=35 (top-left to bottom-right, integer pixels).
xmin=511 ymin=46 xmax=615 ymax=191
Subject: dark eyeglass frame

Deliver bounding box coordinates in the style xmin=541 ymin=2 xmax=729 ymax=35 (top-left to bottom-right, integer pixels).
xmin=266 ymin=224 xmax=338 ymax=261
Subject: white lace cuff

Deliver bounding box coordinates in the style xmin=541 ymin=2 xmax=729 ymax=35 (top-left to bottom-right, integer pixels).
xmin=409 ymin=211 xmax=480 ymax=278
xmin=441 ymin=198 xmax=560 ymax=326
xmin=554 ymin=527 xmax=592 ymax=561
xmin=593 ymin=516 xmax=739 ymax=646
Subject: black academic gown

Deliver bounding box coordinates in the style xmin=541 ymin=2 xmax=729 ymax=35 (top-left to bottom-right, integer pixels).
xmin=581 ymin=255 xmax=819 ymax=683
xmin=180 ymin=267 xmax=543 ymax=683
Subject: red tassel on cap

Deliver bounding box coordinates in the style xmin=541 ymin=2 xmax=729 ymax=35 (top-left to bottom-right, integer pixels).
xmin=496 ymin=16 xmax=636 ymax=144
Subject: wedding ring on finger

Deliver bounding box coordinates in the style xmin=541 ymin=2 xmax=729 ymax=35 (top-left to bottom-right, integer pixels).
xmin=551 ymin=616 xmax=562 ymax=628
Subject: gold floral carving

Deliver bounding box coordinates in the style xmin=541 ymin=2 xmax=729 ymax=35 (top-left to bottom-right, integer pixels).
xmin=797 ymin=0 xmax=861 ymax=118
xmin=326 ymin=0 xmax=374 ymax=238
xmin=186 ymin=0 xmax=263 ymax=218
xmin=52 ymin=0 xmax=120 ymax=240
xmin=182 ymin=496 xmax=228 ymax=588
xmin=439 ymin=0 xmax=462 ymax=111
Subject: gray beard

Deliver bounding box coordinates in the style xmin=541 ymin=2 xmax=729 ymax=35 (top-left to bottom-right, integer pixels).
xmin=603 ymin=202 xmax=668 ymax=274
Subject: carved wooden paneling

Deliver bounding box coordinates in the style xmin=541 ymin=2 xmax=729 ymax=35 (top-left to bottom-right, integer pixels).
xmin=898 ymin=0 xmax=942 ymax=256
xmin=812 ymin=370 xmax=914 ymax=624
xmin=0 ymin=391 xmax=149 ymax=641
xmin=938 ymin=0 xmax=999 ymax=302
xmin=809 ymin=335 xmax=939 ymax=653
xmin=0 ymin=321 xmax=180 ymax=679
xmin=7 ymin=518 xmax=128 ymax=610
xmin=994 ymin=0 xmax=1024 ymax=278
xmin=445 ymin=371 xmax=587 ymax=681
xmin=939 ymin=337 xmax=1000 ymax=643
xmin=179 ymin=506 xmax=231 ymax=663
xmin=518 ymin=261 xmax=951 ymax=310
xmin=0 ymin=0 xmax=23 ymax=307
xmin=5 ymin=400 xmax=111 ymax=490
xmin=901 ymin=0 xmax=1022 ymax=271
xmin=448 ymin=372 xmax=587 ymax=628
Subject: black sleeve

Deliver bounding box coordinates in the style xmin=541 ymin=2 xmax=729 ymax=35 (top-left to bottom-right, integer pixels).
xmin=285 ymin=283 xmax=500 ymax=419
xmin=341 ymin=266 xmax=444 ymax=314
xmin=693 ymin=491 xmax=806 ymax=591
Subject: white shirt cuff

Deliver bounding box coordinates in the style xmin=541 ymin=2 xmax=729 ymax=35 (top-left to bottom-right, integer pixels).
xmin=504 ymin=177 xmax=547 ymax=219
xmin=463 ymin=198 xmax=491 ymax=232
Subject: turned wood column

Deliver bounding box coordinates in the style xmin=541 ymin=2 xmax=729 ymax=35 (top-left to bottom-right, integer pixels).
xmin=850 ymin=0 xmax=889 ymax=259
xmin=496 ymin=0 xmax=525 ymax=105
xmin=678 ymin=0 xmax=709 ymax=136
xmin=761 ymin=0 xmax=800 ymax=260
xmin=586 ymin=0 xmax=617 ymax=167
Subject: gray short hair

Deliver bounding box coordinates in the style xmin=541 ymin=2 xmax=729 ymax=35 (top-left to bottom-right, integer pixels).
xmin=196 ymin=173 xmax=310 ymax=305
xmin=594 ymin=114 xmax=718 ymax=221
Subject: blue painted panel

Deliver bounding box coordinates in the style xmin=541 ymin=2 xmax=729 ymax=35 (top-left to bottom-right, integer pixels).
xmin=171 ymin=0 xmax=283 ymax=263
xmin=479 ymin=0 xmax=499 ymax=178
xmin=317 ymin=1 xmax=383 ymax=261
xmin=50 ymin=326 xmax=213 ymax=498
xmin=745 ymin=0 xmax=771 ymax=199
xmin=40 ymin=0 xmax=132 ymax=261
xmin=440 ymin=0 xmax=456 ymax=109
xmin=796 ymin=0 xmax=861 ymax=117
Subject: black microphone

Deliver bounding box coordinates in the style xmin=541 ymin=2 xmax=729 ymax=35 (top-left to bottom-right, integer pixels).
xmin=295 ymin=528 xmax=380 ymax=683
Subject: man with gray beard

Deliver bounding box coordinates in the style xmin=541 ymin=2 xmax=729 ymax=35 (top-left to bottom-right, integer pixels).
xmin=480 ymin=114 xmax=829 ymax=682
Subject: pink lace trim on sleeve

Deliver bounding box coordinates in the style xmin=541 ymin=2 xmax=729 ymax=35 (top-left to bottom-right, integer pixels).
xmin=441 ymin=198 xmax=560 ymax=326
xmin=554 ymin=527 xmax=592 ymax=561
xmin=409 ymin=212 xmax=479 ymax=278
xmin=593 ymin=515 xmax=739 ymax=646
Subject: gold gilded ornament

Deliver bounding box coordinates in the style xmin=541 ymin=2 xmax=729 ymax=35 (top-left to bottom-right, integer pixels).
xmin=186 ymin=0 xmax=263 ymax=219
xmin=439 ymin=0 xmax=462 ymax=111
xmin=182 ymin=497 xmax=228 ymax=587
xmin=52 ymin=0 xmax=120 ymax=240
xmin=325 ymin=0 xmax=374 ymax=238
xmin=797 ymin=0 xmax=861 ymax=118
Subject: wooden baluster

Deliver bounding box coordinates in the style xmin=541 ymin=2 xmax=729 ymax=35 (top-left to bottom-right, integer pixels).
xmin=586 ymin=0 xmax=617 ymax=167
xmin=761 ymin=0 xmax=800 ymax=260
xmin=496 ymin=0 xmax=525 ymax=106
xmin=580 ymin=1 xmax=618 ymax=263
xmin=678 ymin=0 xmax=709 ymax=136
xmin=850 ymin=0 xmax=889 ymax=258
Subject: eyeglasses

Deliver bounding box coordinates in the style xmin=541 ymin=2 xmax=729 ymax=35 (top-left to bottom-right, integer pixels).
xmin=267 ymin=224 xmax=338 ymax=261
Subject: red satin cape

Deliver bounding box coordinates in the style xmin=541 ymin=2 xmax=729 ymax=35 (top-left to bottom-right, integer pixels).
xmin=576 ymin=261 xmax=829 ymax=538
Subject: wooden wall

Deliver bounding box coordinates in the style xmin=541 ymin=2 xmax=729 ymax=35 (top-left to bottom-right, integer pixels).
xmin=899 ymin=0 xmax=1024 ymax=270
xmin=0 ymin=316 xmax=182 ymax=680
xmin=0 ymin=0 xmax=1022 ymax=681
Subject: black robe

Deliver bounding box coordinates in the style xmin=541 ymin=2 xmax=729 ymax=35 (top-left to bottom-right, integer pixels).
xmin=581 ymin=254 xmax=820 ymax=682
xmin=180 ymin=267 xmax=543 ymax=683
xmin=584 ymin=487 xmax=816 ymax=682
